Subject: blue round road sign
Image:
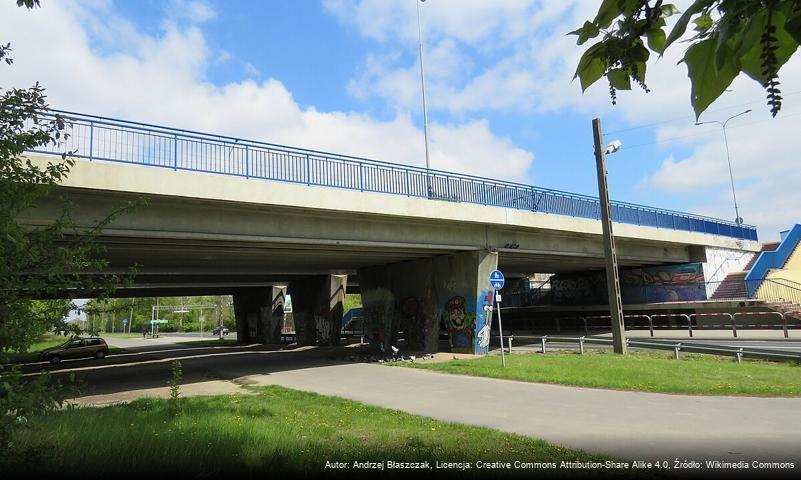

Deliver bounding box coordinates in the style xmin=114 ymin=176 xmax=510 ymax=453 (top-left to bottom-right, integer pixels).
xmin=489 ymin=270 xmax=505 ymax=290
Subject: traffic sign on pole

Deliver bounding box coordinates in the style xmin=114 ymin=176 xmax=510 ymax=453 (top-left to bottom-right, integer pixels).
xmin=488 ymin=270 xmax=506 ymax=367
xmin=489 ymin=270 xmax=505 ymax=290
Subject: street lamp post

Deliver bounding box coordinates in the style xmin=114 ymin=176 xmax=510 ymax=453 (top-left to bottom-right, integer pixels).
xmin=695 ymin=109 xmax=751 ymax=225
xmin=592 ymin=118 xmax=627 ymax=354
xmin=416 ymin=0 xmax=432 ymax=197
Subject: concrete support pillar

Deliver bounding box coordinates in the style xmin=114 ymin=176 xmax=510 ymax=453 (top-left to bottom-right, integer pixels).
xmin=358 ymin=250 xmax=498 ymax=354
xmin=264 ymin=286 xmax=287 ymax=343
xmin=233 ymin=286 xmax=286 ymax=344
xmin=234 ymin=289 xmax=263 ymax=343
xmin=289 ymin=275 xmax=347 ymax=346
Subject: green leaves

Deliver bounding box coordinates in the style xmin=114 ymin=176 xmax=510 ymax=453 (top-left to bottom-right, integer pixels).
xmin=574 ymin=45 xmax=605 ymax=92
xmin=570 ymin=21 xmax=600 ymax=45
xmin=572 ymin=0 xmax=801 ymax=118
xmin=683 ymin=38 xmax=738 ymax=119
xmin=664 ymin=0 xmax=710 ymax=51
xmin=646 ymin=28 xmax=666 ymax=53
xmin=607 ymin=68 xmax=631 ymax=90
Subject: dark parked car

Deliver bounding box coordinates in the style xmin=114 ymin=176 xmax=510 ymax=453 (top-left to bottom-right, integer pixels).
xmin=212 ymin=326 xmax=229 ymax=336
xmin=39 ymin=337 xmax=109 ymax=364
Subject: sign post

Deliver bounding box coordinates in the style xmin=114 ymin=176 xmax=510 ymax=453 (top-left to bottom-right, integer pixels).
xmin=489 ymin=270 xmax=506 ymax=367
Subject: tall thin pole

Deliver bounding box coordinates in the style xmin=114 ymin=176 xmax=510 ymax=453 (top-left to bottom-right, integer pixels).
xmin=593 ymin=118 xmax=627 ymax=354
xmin=495 ymin=289 xmax=506 ymax=367
xmin=416 ymin=0 xmax=432 ymax=197
xmin=696 ymin=109 xmax=750 ymax=225
xmin=128 ymin=298 xmax=135 ymax=334
xmin=721 ymin=126 xmax=741 ymax=224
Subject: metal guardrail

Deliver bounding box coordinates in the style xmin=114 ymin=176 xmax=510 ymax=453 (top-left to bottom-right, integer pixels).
xmin=525 ymin=335 xmax=801 ymax=363
xmin=27 ymin=110 xmax=758 ymax=241
xmin=541 ymin=311 xmax=796 ymax=338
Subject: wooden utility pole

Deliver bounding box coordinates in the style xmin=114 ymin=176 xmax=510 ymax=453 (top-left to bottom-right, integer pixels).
xmin=592 ymin=118 xmax=627 ymax=354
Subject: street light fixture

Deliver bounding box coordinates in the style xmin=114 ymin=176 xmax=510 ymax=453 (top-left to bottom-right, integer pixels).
xmin=416 ymin=0 xmax=433 ymax=197
xmin=695 ymin=109 xmax=752 ymax=225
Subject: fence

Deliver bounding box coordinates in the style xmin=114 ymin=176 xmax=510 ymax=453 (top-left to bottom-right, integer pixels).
xmin=521 ymin=335 xmax=801 ymax=363
xmin=707 ymin=278 xmax=801 ymax=306
xmin=532 ymin=310 xmax=796 ymax=338
xmin=27 ymin=110 xmax=758 ymax=241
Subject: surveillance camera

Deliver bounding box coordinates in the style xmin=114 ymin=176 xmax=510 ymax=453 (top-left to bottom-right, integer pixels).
xmin=605 ymin=140 xmax=622 ymax=154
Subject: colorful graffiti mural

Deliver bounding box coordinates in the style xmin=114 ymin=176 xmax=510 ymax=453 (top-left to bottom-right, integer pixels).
xmin=622 ymin=264 xmax=706 ymax=303
xmin=443 ymin=296 xmax=475 ymax=353
xmin=474 ymin=290 xmax=494 ymax=354
xmin=441 ymin=291 xmax=496 ymax=355
xmin=552 ymin=263 xmax=707 ymax=306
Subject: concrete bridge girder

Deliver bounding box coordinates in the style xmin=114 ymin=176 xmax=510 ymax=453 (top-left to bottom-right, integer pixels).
xmin=23 ymin=187 xmax=713 ymax=279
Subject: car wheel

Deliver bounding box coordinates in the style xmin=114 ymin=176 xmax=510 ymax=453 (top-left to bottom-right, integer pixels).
xmin=50 ymin=355 xmax=61 ymax=364
xmin=95 ymin=350 xmax=107 ymax=359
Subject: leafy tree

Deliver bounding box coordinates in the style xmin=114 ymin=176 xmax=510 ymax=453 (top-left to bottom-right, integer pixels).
xmin=84 ymin=296 xmax=235 ymax=334
xmin=1 ymin=0 xmax=133 ymax=458
xmin=572 ymin=0 xmax=801 ymax=118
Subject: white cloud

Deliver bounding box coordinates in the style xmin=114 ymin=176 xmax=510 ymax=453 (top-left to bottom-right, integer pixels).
xmin=243 ymin=61 xmax=261 ymax=78
xmin=322 ymin=0 xmax=540 ymax=45
xmin=165 ymin=0 xmax=216 ymax=24
xmin=0 ymin=0 xmax=533 ymax=182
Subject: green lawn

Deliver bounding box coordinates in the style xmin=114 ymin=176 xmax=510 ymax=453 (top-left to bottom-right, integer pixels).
xmin=397 ymin=351 xmax=801 ymax=396
xmin=2 ymin=386 xmax=632 ymax=477
xmin=101 ymin=332 xmax=142 ymax=339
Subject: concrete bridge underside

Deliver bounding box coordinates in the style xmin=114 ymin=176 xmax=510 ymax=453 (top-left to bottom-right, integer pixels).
xmin=20 ymin=155 xmax=759 ymax=353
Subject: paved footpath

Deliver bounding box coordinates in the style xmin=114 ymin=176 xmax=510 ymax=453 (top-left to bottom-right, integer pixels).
xmin=245 ymin=362 xmax=801 ymax=464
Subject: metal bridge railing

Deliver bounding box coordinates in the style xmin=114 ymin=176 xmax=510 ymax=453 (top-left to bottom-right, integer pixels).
xmin=26 ymin=110 xmax=758 ymax=241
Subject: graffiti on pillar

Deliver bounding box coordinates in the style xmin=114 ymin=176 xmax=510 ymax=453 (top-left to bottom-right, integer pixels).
xmin=315 ymin=313 xmax=331 ymax=344
xmin=551 ymin=271 xmax=607 ymax=305
xmin=247 ymin=313 xmax=258 ymax=340
xmin=362 ymin=288 xmax=395 ymax=352
xmin=444 ymin=296 xmax=475 ymax=353
xmin=475 ymin=290 xmax=494 ymax=353
xmin=400 ymin=297 xmax=425 ymax=350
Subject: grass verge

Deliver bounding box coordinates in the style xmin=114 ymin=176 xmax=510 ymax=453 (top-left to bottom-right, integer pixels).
xmin=4 ymin=335 xmax=66 ymax=362
xmin=396 ymin=351 xmax=801 ymax=396
xmin=101 ymin=332 xmax=143 ymax=339
xmin=1 ymin=386 xmax=632 ymax=477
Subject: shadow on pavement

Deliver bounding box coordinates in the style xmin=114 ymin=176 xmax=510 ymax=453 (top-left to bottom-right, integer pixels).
xmin=20 ymin=341 xmax=376 ymax=398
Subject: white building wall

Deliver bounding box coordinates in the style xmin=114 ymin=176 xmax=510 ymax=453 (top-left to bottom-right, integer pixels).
xmin=702 ymin=246 xmax=755 ymax=298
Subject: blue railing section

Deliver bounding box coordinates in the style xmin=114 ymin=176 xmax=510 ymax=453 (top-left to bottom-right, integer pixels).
xmin=29 ymin=110 xmax=758 ymax=241
xmin=745 ymin=224 xmax=801 ymax=296
xmin=341 ymin=308 xmax=364 ymax=329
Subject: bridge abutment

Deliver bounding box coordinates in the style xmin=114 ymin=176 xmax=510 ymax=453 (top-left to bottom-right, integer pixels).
xmin=289 ymin=275 xmax=347 ymax=346
xmin=359 ymin=250 xmax=498 ymax=354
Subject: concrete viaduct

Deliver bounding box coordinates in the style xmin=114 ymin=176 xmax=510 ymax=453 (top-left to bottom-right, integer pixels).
xmin=20 ymin=112 xmax=760 ymax=354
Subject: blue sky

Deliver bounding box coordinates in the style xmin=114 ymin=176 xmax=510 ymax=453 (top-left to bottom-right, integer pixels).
xmin=2 ymin=0 xmax=800 ymax=240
